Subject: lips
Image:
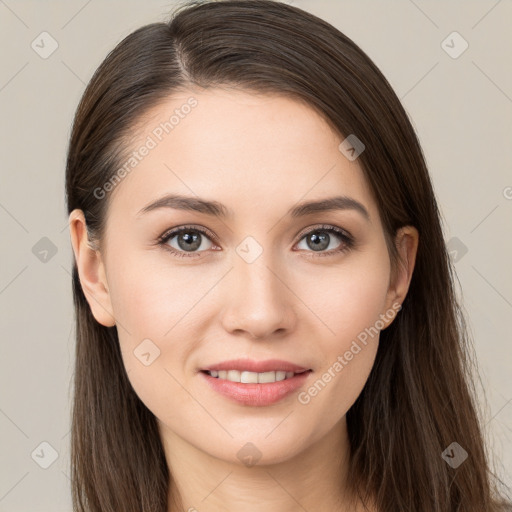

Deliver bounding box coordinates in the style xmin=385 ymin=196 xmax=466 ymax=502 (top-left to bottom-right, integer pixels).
xmin=200 ymin=368 xmax=312 ymax=406
xmin=198 ymin=358 xmax=313 ymax=406
xmin=200 ymin=358 xmax=311 ymax=374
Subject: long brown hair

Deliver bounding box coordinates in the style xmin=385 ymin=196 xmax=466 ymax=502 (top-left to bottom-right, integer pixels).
xmin=65 ymin=1 xmax=512 ymax=510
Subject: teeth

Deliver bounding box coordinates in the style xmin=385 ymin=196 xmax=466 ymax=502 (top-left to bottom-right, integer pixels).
xmin=208 ymin=370 xmax=299 ymax=383
xmin=241 ymin=371 xmax=258 ymax=383
xmin=258 ymin=371 xmax=276 ymax=383
xmin=227 ymin=370 xmax=241 ymax=382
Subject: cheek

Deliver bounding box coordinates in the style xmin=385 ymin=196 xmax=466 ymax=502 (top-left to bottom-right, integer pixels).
xmin=107 ymin=247 xmax=200 ymax=337
xmin=305 ymin=251 xmax=390 ymax=348
xmin=105 ymin=248 xmax=212 ymax=411
xmin=108 ymin=265 xmax=193 ymax=421
xmin=298 ymin=253 xmax=389 ymax=412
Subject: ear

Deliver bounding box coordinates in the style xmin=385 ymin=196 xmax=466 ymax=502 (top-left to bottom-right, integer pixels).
xmin=380 ymin=225 xmax=419 ymax=329
xmin=68 ymin=209 xmax=116 ymax=327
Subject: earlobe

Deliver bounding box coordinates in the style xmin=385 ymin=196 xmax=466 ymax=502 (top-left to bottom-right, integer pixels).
xmin=381 ymin=225 xmax=419 ymax=328
xmin=68 ymin=209 xmax=116 ymax=327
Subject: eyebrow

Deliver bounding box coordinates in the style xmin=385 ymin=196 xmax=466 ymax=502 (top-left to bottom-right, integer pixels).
xmin=137 ymin=193 xmax=370 ymax=222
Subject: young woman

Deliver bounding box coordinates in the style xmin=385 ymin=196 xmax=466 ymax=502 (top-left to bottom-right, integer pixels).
xmin=66 ymin=1 xmax=512 ymax=510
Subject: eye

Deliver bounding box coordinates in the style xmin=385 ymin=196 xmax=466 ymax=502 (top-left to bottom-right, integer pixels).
xmin=157 ymin=224 xmax=354 ymax=259
xmin=157 ymin=225 xmax=217 ymax=258
xmin=295 ymin=224 xmax=354 ymax=257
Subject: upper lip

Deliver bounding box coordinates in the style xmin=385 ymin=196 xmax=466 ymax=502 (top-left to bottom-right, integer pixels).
xmin=201 ymin=358 xmax=311 ymax=373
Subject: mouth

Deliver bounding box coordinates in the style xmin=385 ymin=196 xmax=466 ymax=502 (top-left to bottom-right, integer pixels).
xmin=198 ymin=358 xmax=313 ymax=406
xmin=200 ymin=368 xmax=312 ymax=384
xmin=199 ymin=368 xmax=313 ymax=406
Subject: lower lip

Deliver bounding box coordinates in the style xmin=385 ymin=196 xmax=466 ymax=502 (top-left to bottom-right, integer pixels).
xmin=200 ymin=370 xmax=312 ymax=406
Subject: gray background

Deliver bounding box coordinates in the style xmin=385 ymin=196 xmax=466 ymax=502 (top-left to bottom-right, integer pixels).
xmin=1 ymin=0 xmax=511 ymax=510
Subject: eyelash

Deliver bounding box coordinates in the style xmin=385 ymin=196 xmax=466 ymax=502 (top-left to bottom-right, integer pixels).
xmin=156 ymin=224 xmax=355 ymax=259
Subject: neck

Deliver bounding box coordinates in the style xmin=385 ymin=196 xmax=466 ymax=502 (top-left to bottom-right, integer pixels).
xmin=161 ymin=417 xmax=364 ymax=512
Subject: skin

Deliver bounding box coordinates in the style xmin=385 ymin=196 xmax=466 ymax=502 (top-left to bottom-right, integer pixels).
xmin=69 ymin=87 xmax=419 ymax=512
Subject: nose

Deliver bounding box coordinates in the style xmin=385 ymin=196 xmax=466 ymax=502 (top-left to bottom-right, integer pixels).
xmin=220 ymin=253 xmax=297 ymax=340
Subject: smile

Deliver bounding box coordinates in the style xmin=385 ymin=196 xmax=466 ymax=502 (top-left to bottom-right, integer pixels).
xmin=203 ymin=369 xmax=308 ymax=383
xmin=200 ymin=369 xmax=313 ymax=406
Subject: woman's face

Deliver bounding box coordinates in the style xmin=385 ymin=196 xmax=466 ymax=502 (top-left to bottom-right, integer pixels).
xmin=72 ymin=87 xmax=414 ymax=467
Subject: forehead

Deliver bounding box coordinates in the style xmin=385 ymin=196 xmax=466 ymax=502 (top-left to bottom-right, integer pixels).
xmin=107 ymin=88 xmax=378 ymax=223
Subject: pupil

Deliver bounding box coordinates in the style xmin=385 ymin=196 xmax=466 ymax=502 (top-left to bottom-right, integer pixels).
xmin=178 ymin=231 xmax=201 ymax=251
xmin=308 ymin=232 xmax=329 ymax=251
